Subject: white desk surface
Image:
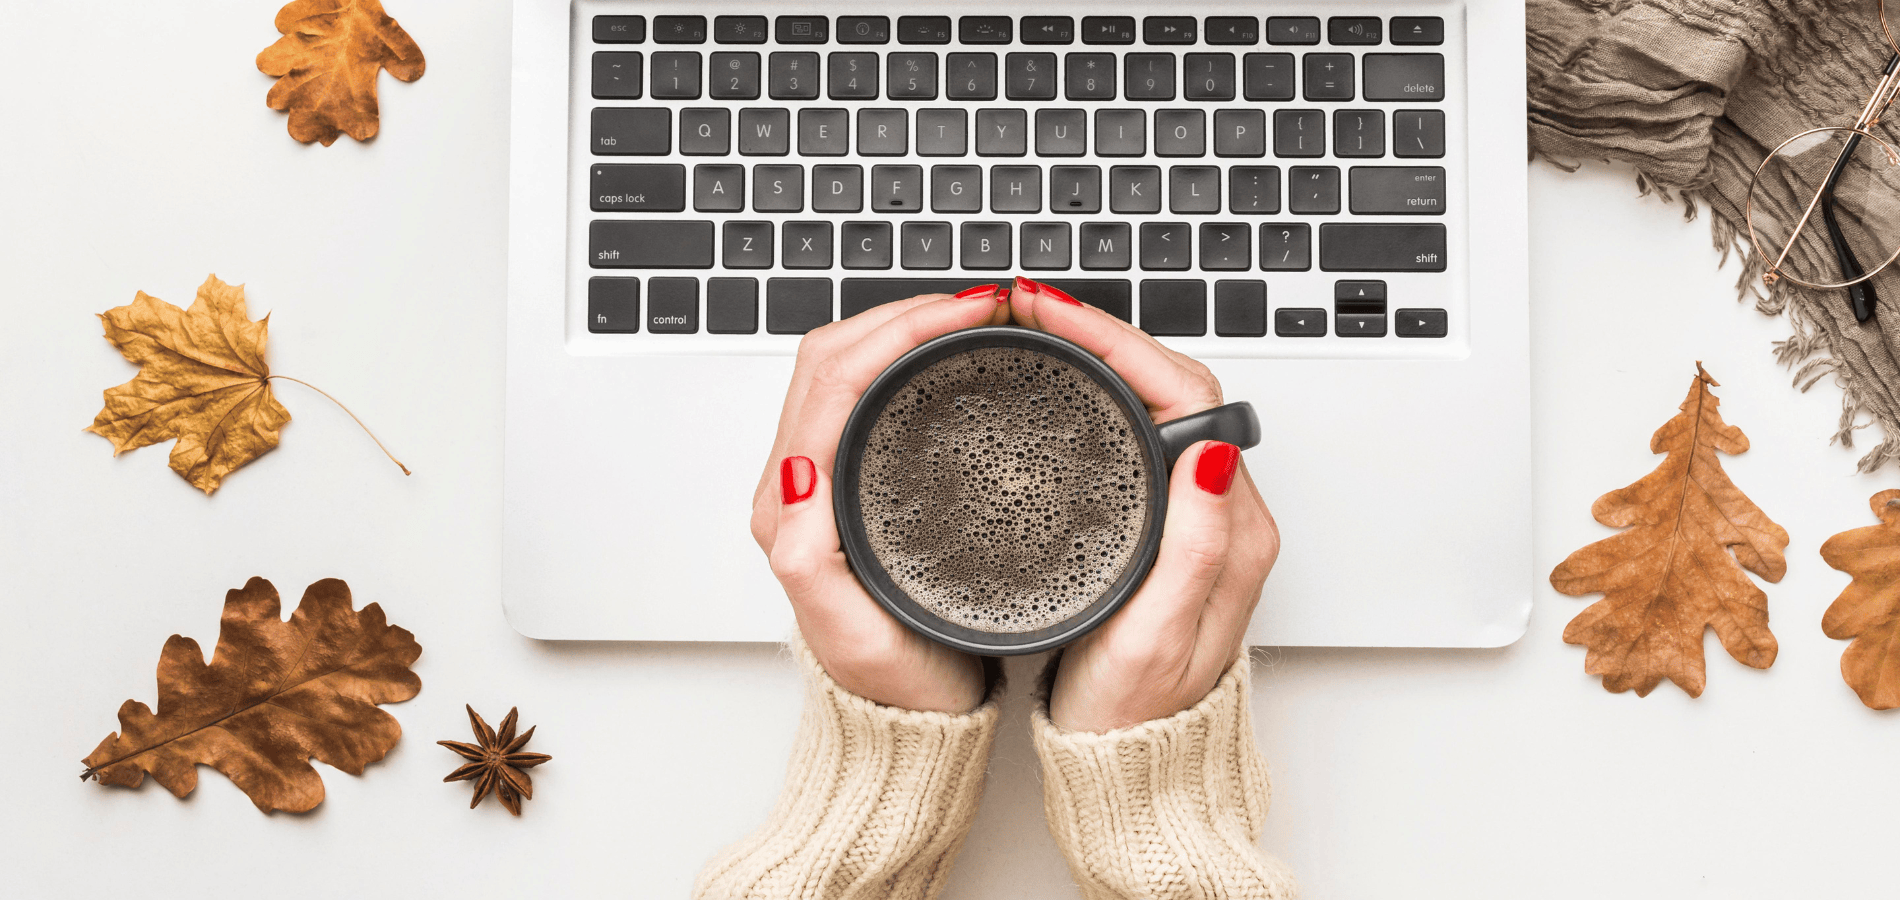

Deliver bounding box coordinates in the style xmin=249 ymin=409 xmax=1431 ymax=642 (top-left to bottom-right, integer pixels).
xmin=3 ymin=3 xmax=1893 ymax=897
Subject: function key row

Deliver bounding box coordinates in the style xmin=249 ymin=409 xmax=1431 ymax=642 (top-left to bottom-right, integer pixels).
xmin=585 ymin=275 xmax=1448 ymax=338
xmin=591 ymin=107 xmax=1447 ymax=161
xmin=595 ymin=15 xmax=1444 ymax=47
xmin=593 ymin=51 xmax=1444 ymax=104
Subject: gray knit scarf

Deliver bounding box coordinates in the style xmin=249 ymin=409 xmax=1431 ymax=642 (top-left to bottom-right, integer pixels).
xmin=1529 ymin=0 xmax=1900 ymax=471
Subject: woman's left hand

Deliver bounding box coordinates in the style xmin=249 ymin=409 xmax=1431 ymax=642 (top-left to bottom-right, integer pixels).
xmin=749 ymin=287 xmax=1013 ymax=714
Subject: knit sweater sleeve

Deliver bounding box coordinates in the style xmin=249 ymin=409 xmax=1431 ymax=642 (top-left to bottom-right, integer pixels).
xmin=1031 ymin=652 xmax=1298 ymax=900
xmin=692 ymin=637 xmax=1001 ymax=900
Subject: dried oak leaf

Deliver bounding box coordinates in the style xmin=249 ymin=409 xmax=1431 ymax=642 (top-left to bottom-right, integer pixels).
xmin=81 ymin=577 xmax=422 ymax=813
xmin=1550 ymin=364 xmax=1788 ymax=697
xmin=256 ymin=0 xmax=426 ymax=146
xmin=1820 ymin=489 xmax=1900 ymax=709
xmin=87 ymin=275 xmax=289 ymax=495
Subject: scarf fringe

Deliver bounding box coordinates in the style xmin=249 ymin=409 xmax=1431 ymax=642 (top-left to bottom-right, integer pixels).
xmin=1537 ymin=154 xmax=1898 ymax=472
xmin=1703 ymin=189 xmax=1900 ymax=471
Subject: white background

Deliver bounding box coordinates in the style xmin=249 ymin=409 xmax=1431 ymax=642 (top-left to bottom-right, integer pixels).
xmin=2 ymin=2 xmax=1894 ymax=897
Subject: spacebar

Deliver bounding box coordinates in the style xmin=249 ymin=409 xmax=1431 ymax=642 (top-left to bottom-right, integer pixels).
xmin=841 ymin=278 xmax=1133 ymax=321
xmin=840 ymin=279 xmax=990 ymax=318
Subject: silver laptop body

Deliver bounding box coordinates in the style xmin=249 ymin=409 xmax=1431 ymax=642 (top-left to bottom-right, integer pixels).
xmin=504 ymin=0 xmax=1532 ymax=647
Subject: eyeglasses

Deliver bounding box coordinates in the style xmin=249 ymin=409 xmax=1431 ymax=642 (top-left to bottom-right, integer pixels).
xmin=1746 ymin=0 xmax=1900 ymax=324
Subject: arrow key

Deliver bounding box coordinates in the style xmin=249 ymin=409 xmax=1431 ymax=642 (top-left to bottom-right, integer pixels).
xmin=1395 ymin=307 xmax=1448 ymax=337
xmin=1335 ymin=312 xmax=1386 ymax=337
xmin=1274 ymin=307 xmax=1327 ymax=337
xmin=1333 ymin=279 xmax=1387 ymax=304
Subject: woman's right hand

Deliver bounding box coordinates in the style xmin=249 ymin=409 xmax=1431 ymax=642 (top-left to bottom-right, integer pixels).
xmin=1007 ymin=277 xmax=1281 ymax=733
xmin=749 ymin=286 xmax=1012 ymax=714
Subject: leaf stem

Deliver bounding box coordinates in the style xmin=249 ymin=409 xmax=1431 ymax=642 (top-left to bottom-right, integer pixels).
xmin=266 ymin=376 xmax=412 ymax=476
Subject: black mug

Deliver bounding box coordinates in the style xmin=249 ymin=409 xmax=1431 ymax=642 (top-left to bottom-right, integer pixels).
xmin=833 ymin=326 xmax=1262 ymax=655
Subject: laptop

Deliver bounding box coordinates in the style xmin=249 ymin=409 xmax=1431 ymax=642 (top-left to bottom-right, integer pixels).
xmin=503 ymin=0 xmax=1532 ymax=647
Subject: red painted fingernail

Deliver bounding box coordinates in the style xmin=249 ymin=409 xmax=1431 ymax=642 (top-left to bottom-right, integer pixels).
xmin=1194 ymin=442 xmax=1241 ymax=496
xmin=1041 ymin=283 xmax=1082 ymax=306
xmin=1018 ymin=276 xmax=1081 ymax=306
xmin=781 ymin=456 xmax=816 ymax=504
xmin=954 ymin=284 xmax=1000 ymax=299
xmin=994 ymin=285 xmax=1012 ymax=303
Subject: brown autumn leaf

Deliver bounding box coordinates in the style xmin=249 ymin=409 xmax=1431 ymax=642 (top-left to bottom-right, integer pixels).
xmin=256 ymin=0 xmax=426 ymax=146
xmin=87 ymin=275 xmax=291 ymax=494
xmin=1819 ymin=489 xmax=1900 ymax=709
xmin=1550 ymin=364 xmax=1788 ymax=697
xmin=81 ymin=577 xmax=421 ymax=813
xmin=88 ymin=275 xmax=410 ymax=493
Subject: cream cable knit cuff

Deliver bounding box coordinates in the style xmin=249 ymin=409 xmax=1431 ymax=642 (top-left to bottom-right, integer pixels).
xmin=693 ymin=637 xmax=1001 ymax=900
xmin=1032 ymin=653 xmax=1299 ymax=900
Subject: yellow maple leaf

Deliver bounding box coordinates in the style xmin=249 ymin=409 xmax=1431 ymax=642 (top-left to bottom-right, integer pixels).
xmin=256 ymin=0 xmax=426 ymax=146
xmin=88 ymin=275 xmax=291 ymax=494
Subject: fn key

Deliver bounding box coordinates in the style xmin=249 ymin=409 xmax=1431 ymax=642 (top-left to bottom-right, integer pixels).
xmin=588 ymin=277 xmax=640 ymax=333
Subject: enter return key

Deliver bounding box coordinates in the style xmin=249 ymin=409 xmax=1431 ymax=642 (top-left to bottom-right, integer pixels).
xmin=1349 ymin=167 xmax=1447 ymax=215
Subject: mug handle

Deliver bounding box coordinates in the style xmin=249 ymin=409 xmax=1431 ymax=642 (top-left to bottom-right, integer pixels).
xmin=1155 ymin=402 xmax=1262 ymax=469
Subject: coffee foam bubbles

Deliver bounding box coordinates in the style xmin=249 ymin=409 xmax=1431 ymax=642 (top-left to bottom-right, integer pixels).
xmin=857 ymin=347 xmax=1151 ymax=634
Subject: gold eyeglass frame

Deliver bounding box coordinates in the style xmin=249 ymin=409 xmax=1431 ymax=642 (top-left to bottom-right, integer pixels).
xmin=1746 ymin=0 xmax=1900 ymax=291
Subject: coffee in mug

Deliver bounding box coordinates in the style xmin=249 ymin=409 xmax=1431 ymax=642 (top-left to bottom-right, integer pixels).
xmin=857 ymin=347 xmax=1151 ymax=633
xmin=834 ymin=326 xmax=1260 ymax=655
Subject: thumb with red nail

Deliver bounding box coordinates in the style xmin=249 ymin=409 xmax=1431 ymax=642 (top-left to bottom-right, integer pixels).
xmin=748 ymin=290 xmax=1005 ymax=715
xmin=1049 ymin=438 xmax=1276 ymax=732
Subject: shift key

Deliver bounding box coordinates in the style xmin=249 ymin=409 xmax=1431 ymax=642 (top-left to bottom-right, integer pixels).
xmin=591 ymin=164 xmax=686 ymax=211
xmin=591 ymin=220 xmax=715 ymax=268
xmin=1319 ymin=223 xmax=1445 ymax=272
xmin=1349 ymin=167 xmax=1445 ymax=214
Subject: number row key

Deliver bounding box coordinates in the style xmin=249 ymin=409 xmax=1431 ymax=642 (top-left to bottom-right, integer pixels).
xmin=596 ymin=50 xmax=1441 ymax=102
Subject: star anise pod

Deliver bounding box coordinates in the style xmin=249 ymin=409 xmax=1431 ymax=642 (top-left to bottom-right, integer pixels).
xmin=439 ymin=705 xmax=550 ymax=815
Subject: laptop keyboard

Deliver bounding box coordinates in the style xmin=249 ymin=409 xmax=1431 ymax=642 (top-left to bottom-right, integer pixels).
xmin=569 ymin=3 xmax=1464 ymax=355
